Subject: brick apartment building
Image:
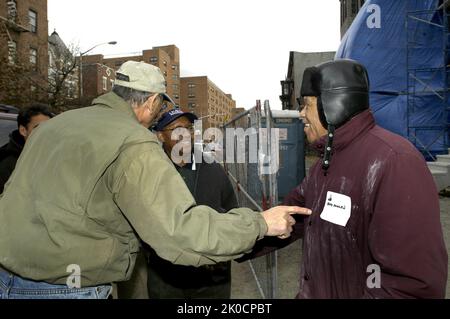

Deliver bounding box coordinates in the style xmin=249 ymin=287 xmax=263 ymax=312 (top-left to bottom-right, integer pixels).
xmin=180 ymin=76 xmax=236 ymax=129
xmin=231 ymin=107 xmax=247 ymax=128
xmin=233 ymin=107 xmax=246 ymax=119
xmin=83 ymin=45 xmax=235 ymax=129
xmin=105 ymin=45 xmax=181 ymax=104
xmin=79 ymin=54 xmax=116 ymax=104
xmin=0 ymin=0 xmax=48 ymax=106
xmin=82 ymin=45 xmax=181 ymax=105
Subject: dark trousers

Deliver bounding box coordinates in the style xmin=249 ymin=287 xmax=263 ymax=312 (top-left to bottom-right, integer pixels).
xmin=146 ymin=254 xmax=231 ymax=299
xmin=116 ymin=251 xmax=149 ymax=299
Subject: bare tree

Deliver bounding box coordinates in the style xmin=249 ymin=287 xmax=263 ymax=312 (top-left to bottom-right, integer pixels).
xmin=45 ymin=32 xmax=80 ymax=112
xmin=1 ymin=32 xmax=81 ymax=113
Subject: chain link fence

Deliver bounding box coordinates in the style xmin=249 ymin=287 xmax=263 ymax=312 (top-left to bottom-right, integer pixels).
xmin=222 ymin=100 xmax=280 ymax=298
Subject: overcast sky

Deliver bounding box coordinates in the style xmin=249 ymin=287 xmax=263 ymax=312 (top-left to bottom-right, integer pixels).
xmin=48 ymin=0 xmax=341 ymax=109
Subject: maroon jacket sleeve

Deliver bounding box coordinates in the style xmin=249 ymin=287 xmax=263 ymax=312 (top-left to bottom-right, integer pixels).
xmin=236 ymin=178 xmax=308 ymax=262
xmin=363 ymin=152 xmax=448 ymax=299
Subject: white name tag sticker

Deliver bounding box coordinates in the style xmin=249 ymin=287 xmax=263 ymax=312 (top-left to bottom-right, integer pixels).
xmin=320 ymin=191 xmax=352 ymax=227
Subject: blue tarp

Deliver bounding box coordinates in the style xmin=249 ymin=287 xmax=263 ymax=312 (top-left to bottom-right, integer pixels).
xmin=336 ymin=0 xmax=447 ymax=155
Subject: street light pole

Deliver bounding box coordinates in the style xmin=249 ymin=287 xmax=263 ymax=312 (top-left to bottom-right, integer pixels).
xmin=78 ymin=41 xmax=117 ymax=102
xmin=197 ymin=113 xmax=227 ymax=120
xmin=197 ymin=112 xmax=228 ymax=129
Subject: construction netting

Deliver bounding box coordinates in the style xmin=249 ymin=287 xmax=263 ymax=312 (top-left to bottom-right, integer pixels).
xmin=337 ymin=0 xmax=449 ymax=158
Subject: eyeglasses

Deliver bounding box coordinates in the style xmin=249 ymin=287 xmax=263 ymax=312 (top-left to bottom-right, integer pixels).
xmin=160 ymin=103 xmax=168 ymax=112
xmin=157 ymin=95 xmax=181 ymax=114
xmin=154 ymin=96 xmax=170 ymax=117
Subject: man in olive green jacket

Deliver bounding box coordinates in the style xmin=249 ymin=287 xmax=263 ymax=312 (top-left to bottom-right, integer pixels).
xmin=0 ymin=61 xmax=310 ymax=299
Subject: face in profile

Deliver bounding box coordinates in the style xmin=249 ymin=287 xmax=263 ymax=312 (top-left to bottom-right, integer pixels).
xmin=299 ymin=96 xmax=328 ymax=143
xmin=157 ymin=116 xmax=194 ymax=166
xmin=19 ymin=114 xmax=51 ymax=141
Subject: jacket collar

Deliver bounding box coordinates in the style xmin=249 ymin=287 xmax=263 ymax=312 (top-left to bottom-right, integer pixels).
xmin=8 ymin=130 xmax=25 ymax=153
xmin=312 ymin=109 xmax=376 ymax=154
xmin=92 ymin=92 xmax=139 ymax=122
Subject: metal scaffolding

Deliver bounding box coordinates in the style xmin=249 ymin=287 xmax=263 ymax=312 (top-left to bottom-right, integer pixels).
xmin=406 ymin=1 xmax=450 ymax=159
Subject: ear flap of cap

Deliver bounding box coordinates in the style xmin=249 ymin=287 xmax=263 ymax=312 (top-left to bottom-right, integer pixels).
xmin=321 ymin=90 xmax=369 ymax=128
xmin=317 ymin=96 xmax=328 ymax=129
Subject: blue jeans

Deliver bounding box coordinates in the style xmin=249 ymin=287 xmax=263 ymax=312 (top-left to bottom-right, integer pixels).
xmin=0 ymin=270 xmax=112 ymax=299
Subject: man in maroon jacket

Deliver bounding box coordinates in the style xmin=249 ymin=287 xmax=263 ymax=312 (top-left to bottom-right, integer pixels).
xmin=249 ymin=59 xmax=448 ymax=298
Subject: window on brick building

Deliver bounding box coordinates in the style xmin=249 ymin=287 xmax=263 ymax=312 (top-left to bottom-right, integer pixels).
xmin=7 ymin=0 xmax=17 ymax=22
xmin=30 ymin=85 xmax=36 ymax=98
xmin=150 ymin=57 xmax=158 ymax=63
xmin=30 ymin=48 xmax=37 ymax=70
xmin=8 ymin=41 xmax=17 ymax=64
xmin=188 ymin=103 xmax=196 ymax=109
xmin=103 ymin=76 xmax=107 ymax=91
xmin=188 ymin=93 xmax=196 ymax=98
xmin=188 ymin=83 xmax=196 ymax=89
xmin=29 ymin=9 xmax=37 ymax=33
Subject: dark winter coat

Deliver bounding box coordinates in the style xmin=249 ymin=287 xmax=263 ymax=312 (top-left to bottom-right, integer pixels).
xmin=248 ymin=110 xmax=448 ymax=299
xmin=0 ymin=130 xmax=24 ymax=193
xmin=147 ymin=159 xmax=238 ymax=291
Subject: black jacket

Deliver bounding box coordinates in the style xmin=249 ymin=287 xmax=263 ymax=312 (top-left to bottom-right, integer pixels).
xmin=0 ymin=130 xmax=24 ymax=193
xmin=147 ymin=159 xmax=238 ymax=288
xmin=178 ymin=161 xmax=238 ymax=213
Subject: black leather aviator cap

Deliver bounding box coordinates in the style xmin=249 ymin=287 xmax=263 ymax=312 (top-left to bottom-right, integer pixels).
xmin=300 ymin=59 xmax=370 ymax=172
xmin=300 ymin=59 xmax=370 ymax=129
